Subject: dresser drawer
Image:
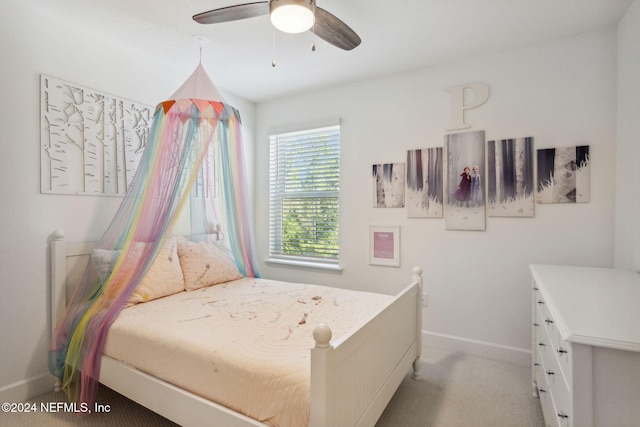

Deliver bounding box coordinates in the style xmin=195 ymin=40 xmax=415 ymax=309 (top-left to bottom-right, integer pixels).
xmin=535 ymin=320 xmax=553 ymax=368
xmin=534 ymin=291 xmax=573 ymax=425
xmin=536 ymin=295 xmax=559 ymax=347
xmin=536 ymin=295 xmax=574 ymax=392
xmin=554 ymin=337 xmax=572 ymax=392
xmin=538 ymin=343 xmax=573 ymax=419
xmin=535 ymin=359 xmax=556 ymax=427
xmin=549 ymin=375 xmax=572 ymax=426
xmin=536 ymin=345 xmax=571 ymax=426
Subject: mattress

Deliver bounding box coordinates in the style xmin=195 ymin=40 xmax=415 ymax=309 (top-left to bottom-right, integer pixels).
xmin=103 ymin=277 xmax=394 ymax=427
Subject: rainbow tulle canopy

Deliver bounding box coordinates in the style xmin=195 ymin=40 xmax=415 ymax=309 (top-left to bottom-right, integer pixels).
xmin=49 ymin=65 xmax=260 ymax=404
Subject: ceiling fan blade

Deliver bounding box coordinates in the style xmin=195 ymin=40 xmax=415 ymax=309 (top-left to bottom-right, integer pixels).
xmin=313 ymin=7 xmax=361 ymax=51
xmin=193 ymin=2 xmax=269 ymax=25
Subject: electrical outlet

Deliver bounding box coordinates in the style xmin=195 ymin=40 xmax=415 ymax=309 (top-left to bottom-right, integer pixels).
xmin=422 ymin=293 xmax=428 ymax=307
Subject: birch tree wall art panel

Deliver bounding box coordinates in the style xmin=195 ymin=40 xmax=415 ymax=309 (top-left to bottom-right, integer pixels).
xmin=372 ymin=163 xmax=405 ymax=208
xmin=536 ymin=145 xmax=590 ymax=203
xmin=487 ymin=137 xmax=534 ymax=217
xmin=445 ymin=131 xmax=486 ymax=231
xmin=41 ymin=75 xmax=153 ymax=196
xmin=406 ymin=147 xmax=443 ymax=217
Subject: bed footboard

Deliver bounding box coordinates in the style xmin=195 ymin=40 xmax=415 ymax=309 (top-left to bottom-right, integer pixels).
xmin=310 ymin=267 xmax=423 ymax=427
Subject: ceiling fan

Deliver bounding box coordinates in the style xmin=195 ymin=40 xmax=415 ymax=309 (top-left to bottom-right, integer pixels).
xmin=193 ymin=0 xmax=361 ymax=51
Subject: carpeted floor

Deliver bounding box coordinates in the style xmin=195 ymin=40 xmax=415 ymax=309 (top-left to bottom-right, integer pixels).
xmin=1 ymin=346 xmax=544 ymax=427
xmin=376 ymin=347 xmax=544 ymax=426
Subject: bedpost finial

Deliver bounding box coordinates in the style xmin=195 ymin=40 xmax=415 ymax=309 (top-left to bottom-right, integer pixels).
xmin=313 ymin=324 xmax=332 ymax=348
xmin=53 ymin=229 xmax=65 ymax=240
xmin=412 ymin=266 xmax=423 ymax=276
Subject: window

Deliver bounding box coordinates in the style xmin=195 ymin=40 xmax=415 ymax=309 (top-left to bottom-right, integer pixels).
xmin=269 ymin=124 xmax=340 ymax=267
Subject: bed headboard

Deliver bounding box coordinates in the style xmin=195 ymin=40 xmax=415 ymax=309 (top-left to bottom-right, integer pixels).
xmin=50 ymin=229 xmax=224 ymax=336
xmin=50 ymin=230 xmax=97 ymax=336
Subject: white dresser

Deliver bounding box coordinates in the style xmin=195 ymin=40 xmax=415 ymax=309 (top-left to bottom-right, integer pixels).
xmin=530 ymin=264 xmax=640 ymax=427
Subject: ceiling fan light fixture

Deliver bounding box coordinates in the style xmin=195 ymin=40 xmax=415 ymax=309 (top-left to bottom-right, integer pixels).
xmin=270 ymin=0 xmax=315 ymax=34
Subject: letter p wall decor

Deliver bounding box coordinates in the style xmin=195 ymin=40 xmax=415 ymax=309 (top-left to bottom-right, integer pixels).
xmin=446 ymin=82 xmax=490 ymax=131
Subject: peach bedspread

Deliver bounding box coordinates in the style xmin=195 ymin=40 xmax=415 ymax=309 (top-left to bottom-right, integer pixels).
xmin=103 ymin=277 xmax=393 ymax=427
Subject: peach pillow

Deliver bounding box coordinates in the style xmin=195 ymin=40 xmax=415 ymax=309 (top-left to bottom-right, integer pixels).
xmin=92 ymin=237 xmax=184 ymax=306
xmin=177 ymin=240 xmax=243 ymax=291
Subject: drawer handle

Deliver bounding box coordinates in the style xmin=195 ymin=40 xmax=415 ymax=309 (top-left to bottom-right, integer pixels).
xmin=533 ymin=287 xmax=539 ymax=291
xmin=533 ymin=322 xmax=540 ymax=327
xmin=558 ymin=412 xmax=569 ymax=419
xmin=537 ymin=342 xmax=546 ymax=347
xmin=537 ymin=300 xmax=545 ymax=305
xmin=557 ymin=348 xmax=568 ymax=355
xmin=545 ymin=370 xmax=555 ymax=376
xmin=538 ymin=388 xmax=546 ymax=394
xmin=544 ymin=318 xmax=554 ymax=324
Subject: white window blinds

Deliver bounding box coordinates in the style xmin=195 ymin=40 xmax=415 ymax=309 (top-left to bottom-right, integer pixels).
xmin=269 ymin=125 xmax=340 ymax=264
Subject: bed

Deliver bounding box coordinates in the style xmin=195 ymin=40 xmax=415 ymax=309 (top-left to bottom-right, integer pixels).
xmin=49 ymin=229 xmax=423 ymax=427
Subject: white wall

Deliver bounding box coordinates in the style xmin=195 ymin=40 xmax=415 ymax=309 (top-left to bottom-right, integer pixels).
xmin=0 ymin=0 xmax=256 ymax=401
xmin=256 ymin=28 xmax=618 ymax=363
xmin=616 ymin=0 xmax=640 ymax=271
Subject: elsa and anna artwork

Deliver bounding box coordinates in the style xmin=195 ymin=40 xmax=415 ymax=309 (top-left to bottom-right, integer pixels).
xmin=453 ymin=165 xmax=482 ymax=207
xmin=446 ymin=131 xmax=486 ymax=231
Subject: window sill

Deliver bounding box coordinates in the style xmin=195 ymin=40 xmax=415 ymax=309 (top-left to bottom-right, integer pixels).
xmin=265 ymin=258 xmax=343 ymax=273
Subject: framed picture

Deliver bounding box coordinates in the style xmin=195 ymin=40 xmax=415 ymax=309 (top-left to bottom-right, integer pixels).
xmin=372 ymin=163 xmax=405 ymax=208
xmin=369 ymin=225 xmax=400 ymax=267
xmin=487 ymin=137 xmax=535 ymax=217
xmin=406 ymin=147 xmax=443 ymax=218
xmin=445 ymin=130 xmax=486 ymax=231
xmin=536 ymin=145 xmax=590 ymax=203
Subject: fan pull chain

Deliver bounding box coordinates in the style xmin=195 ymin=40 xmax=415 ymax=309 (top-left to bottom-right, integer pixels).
xmin=311 ymin=1 xmax=316 ymax=51
xmin=272 ymin=28 xmax=277 ymax=67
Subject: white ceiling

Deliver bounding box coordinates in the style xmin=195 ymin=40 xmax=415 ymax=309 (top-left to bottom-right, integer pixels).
xmin=31 ymin=0 xmax=632 ymax=103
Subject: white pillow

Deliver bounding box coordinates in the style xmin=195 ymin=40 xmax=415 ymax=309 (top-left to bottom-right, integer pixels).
xmin=177 ymin=240 xmax=243 ymax=291
xmin=91 ymin=237 xmax=184 ymax=306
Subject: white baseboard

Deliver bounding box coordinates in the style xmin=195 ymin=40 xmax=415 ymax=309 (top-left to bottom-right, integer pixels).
xmin=422 ymin=331 xmax=531 ymax=366
xmin=0 ymin=374 xmax=54 ymax=402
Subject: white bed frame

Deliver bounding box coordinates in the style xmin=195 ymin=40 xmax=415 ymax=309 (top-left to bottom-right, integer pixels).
xmin=50 ymin=229 xmax=423 ymax=427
